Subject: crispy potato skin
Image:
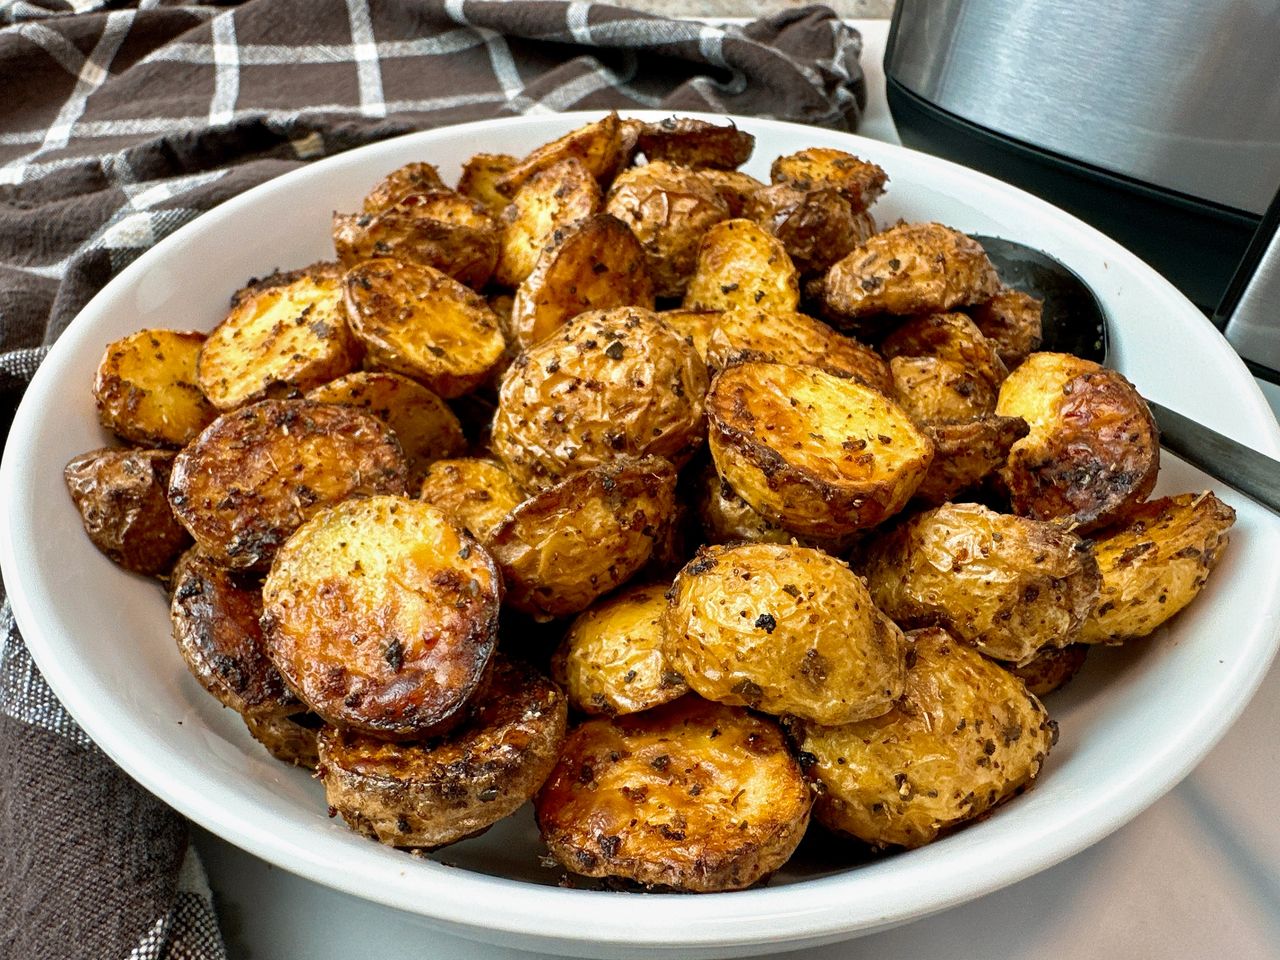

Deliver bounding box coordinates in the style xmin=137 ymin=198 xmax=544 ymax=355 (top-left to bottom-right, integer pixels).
xmin=456 ymin=153 xmax=519 ymax=217
xmin=552 ymin=583 xmax=689 ymax=716
xmin=707 ymin=362 xmax=933 ymax=537
xmin=605 ymin=161 xmax=731 ymax=298
xmin=1080 ymin=493 xmax=1235 ymax=643
xmin=798 ymin=627 xmax=1055 ymax=849
xmin=307 ymin=371 xmax=466 ymax=487
xmin=497 ymin=157 xmax=602 ymax=288
xmin=170 ymin=548 xmax=298 ymax=719
xmin=890 ymin=355 xmax=997 ymax=422
xmin=860 ymin=502 xmax=1101 ymax=664
xmin=1004 ymin=644 xmax=1088 ymax=697
xmin=487 ymin=457 xmax=678 ymax=620
xmin=496 ymin=113 xmax=625 ymax=197
xmin=535 ymin=696 xmax=811 ymax=892
xmin=969 ymin=289 xmax=1043 ymax=369
xmin=418 ymin=457 xmax=524 ymax=542
xmin=822 ymin=222 xmax=1000 ymax=320
xmin=882 ymin=312 xmax=1008 ymax=394
xmin=683 ymin=219 xmax=801 ymax=315
xmin=744 ymin=184 xmax=876 ymax=276
xmin=198 ymin=263 xmax=361 ymax=411
xmin=65 ymin=447 xmax=190 ymax=576
xmin=996 ymin=353 xmax=1159 ymax=531
xmin=342 ymin=258 xmax=507 ymax=398
xmin=94 ymin=329 xmax=217 ymax=447
xmin=510 ymin=213 xmax=655 ymax=348
xmin=491 ymin=307 xmax=707 ymax=491
xmin=262 ymin=496 xmax=500 ymax=739
xmin=168 ymin=399 xmax=408 ymax=570
xmin=695 ymin=169 xmax=766 ymax=217
xmin=770 ymin=148 xmax=887 ymax=211
xmin=913 ymin=415 xmax=1030 ymax=507
xmin=665 ymin=543 xmax=906 ymax=724
xmin=319 ymin=656 xmax=567 ymax=849
xmin=657 ymin=308 xmax=721 ymax=364
xmin=695 ymin=460 xmax=852 ymax=552
xmin=635 ymin=118 xmax=755 ymax=170
xmin=244 ymin=712 xmax=321 ymax=768
xmin=362 ymin=163 xmax=446 ymax=215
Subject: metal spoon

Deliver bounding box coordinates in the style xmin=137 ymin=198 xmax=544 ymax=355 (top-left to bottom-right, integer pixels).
xmin=973 ymin=235 xmax=1280 ymax=515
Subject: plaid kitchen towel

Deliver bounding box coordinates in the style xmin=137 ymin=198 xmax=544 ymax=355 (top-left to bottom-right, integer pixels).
xmin=0 ymin=2 xmax=865 ymax=956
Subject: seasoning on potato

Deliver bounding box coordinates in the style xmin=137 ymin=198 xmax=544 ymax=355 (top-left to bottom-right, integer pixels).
xmin=456 ymin=153 xmax=518 ymax=217
xmin=744 ymin=183 xmax=876 ymax=276
xmin=770 ymin=147 xmax=888 ymax=211
xmin=362 ymin=162 xmax=447 ymax=215
xmin=968 ymin=287 xmax=1043 ymax=369
xmin=881 ymin=311 xmax=1008 ymax=400
xmin=418 ymin=457 xmax=524 ymax=543
xmin=94 ymin=329 xmax=217 ymax=447
xmin=496 ymin=112 xmax=626 ymax=197
xmin=683 ymin=218 xmax=801 ymax=315
xmin=496 ymin=156 xmax=602 ymax=288
xmin=634 ymin=117 xmax=755 ymax=170
xmin=889 ymin=355 xmax=999 ymax=422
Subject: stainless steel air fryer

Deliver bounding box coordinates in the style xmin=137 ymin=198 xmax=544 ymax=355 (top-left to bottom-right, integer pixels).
xmin=885 ymin=0 xmax=1280 ymax=379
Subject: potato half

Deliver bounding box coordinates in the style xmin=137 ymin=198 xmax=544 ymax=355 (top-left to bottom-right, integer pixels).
xmin=665 ymin=542 xmax=906 ymax=724
xmin=244 ymin=712 xmax=322 ymax=769
xmin=881 ymin=311 xmax=1008 ymax=397
xmin=456 ymin=153 xmax=518 ymax=217
xmin=683 ymin=218 xmax=801 ymax=315
xmin=769 ymin=147 xmax=888 ymax=211
xmin=496 ymin=113 xmax=626 ymax=197
xmin=535 ymin=696 xmax=811 ymax=892
xmin=418 ymin=457 xmax=524 ymax=543
xmin=496 ymin=156 xmax=602 ymax=287
xmin=94 ymin=329 xmax=217 ymax=447
xmin=635 ymin=117 xmax=755 ymax=170
xmin=707 ymin=362 xmax=933 ymax=537
xmin=912 ymin=415 xmax=1030 ymax=507
xmin=261 ymin=496 xmax=501 ymax=739
xmin=890 ymin=355 xmax=998 ymax=422
xmin=362 ymin=162 xmax=446 ymax=215
xmin=969 ymin=288 xmax=1043 ymax=369
xmin=744 ymin=183 xmax=876 ymax=276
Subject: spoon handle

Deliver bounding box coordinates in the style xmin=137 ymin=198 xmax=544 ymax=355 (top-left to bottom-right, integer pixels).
xmin=1150 ymin=401 xmax=1280 ymax=515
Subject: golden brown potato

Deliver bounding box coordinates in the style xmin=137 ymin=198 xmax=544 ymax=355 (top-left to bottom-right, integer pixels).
xmin=262 ymin=496 xmax=500 ymax=739
xmin=243 ymin=712 xmax=321 ymax=768
xmin=535 ymin=696 xmax=811 ymax=892
xmin=509 ymin=213 xmax=654 ymax=348
xmin=744 ymin=184 xmax=876 ymax=276
xmin=94 ymin=329 xmax=217 ymax=447
xmin=797 ymin=627 xmax=1056 ymax=849
xmin=170 ymin=548 xmax=298 ymax=719
xmin=64 ymin=447 xmax=190 ymax=576
xmin=456 ymin=153 xmax=518 ymax=217
xmin=860 ymin=502 xmax=1100 ymax=664
xmin=704 ymin=308 xmax=894 ymax=395
xmin=635 ymin=118 xmax=755 ymax=170
xmin=1004 ymin=644 xmax=1088 ymax=697
xmin=707 ymin=362 xmax=933 ymax=537
xmin=333 ymin=190 xmax=499 ymax=290
xmin=491 ymin=307 xmax=707 ymax=490
xmin=362 ymin=162 xmax=446 ymax=215
xmin=496 ymin=113 xmax=626 ymax=197
xmin=342 ymin=258 xmax=506 ymax=398
xmin=695 ymin=460 xmax=800 ymax=548
xmin=890 ymin=355 xmax=998 ymax=422
xmin=665 ymin=542 xmax=906 ymax=724
xmin=605 ymin=161 xmax=731 ymax=298
xmin=822 ymin=222 xmax=1001 ymax=321
xmin=913 ymin=415 xmax=1030 ymax=506
xmin=1080 ymin=492 xmax=1235 ymax=643
xmin=306 ymin=371 xmax=465 ymax=487
xmin=487 ymin=456 xmax=677 ymax=620
xmin=657 ymin=308 xmax=721 ymax=364
xmin=996 ymin=352 xmax=1159 ymax=531
xmin=319 ymin=656 xmax=567 ymax=849
xmin=198 ymin=263 xmax=361 ymax=412
xmin=683 ymin=218 xmax=800 ymax=315
xmin=695 ymin=168 xmax=767 ymax=217
xmin=496 ymin=157 xmax=602 ymax=288
xmin=881 ymin=311 xmax=1008 ymax=393
xmin=969 ymin=288 xmax=1043 ymax=369
xmin=418 ymin=457 xmax=524 ymax=542
xmin=551 ymin=583 xmax=689 ymax=716
xmin=168 ymin=399 xmax=408 ymax=570
xmin=770 ymin=148 xmax=887 ymax=211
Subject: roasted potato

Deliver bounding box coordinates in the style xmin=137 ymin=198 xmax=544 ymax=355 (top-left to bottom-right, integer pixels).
xmin=657 ymin=308 xmax=721 ymax=363
xmin=496 ymin=157 xmax=602 ymax=288
xmin=418 ymin=457 xmax=524 ymax=542
xmin=695 ymin=168 xmax=767 ymax=217
xmin=912 ymin=415 xmax=1030 ymax=506
xmin=93 ymin=329 xmax=217 ymax=447
xmin=665 ymin=542 xmax=906 ymax=724
xmin=261 ymin=496 xmax=501 ymax=738
xmin=996 ymin=352 xmax=1159 ymax=531
xmin=683 ymin=218 xmax=801 ymax=315
xmin=770 ymin=148 xmax=887 ymax=211
xmin=536 ymin=696 xmax=811 ymax=892
xmin=696 ymin=461 xmax=823 ymax=550
xmin=170 ymin=548 xmax=297 ymax=719
xmin=64 ymin=447 xmax=190 ymax=576
xmin=551 ymin=582 xmax=689 ymax=717
xmin=243 ymin=711 xmax=321 ymax=768
xmin=822 ymin=222 xmax=1001 ymax=321
xmin=496 ymin=113 xmax=626 ymax=197
xmin=168 ymin=399 xmax=408 ymax=570
xmin=859 ymin=501 xmax=1100 ymax=664
xmin=333 ymin=190 xmax=499 ymax=290
xmin=509 ymin=213 xmax=655 ymax=348
xmin=456 ymin=152 xmax=519 ymax=217
xmin=487 ymin=456 xmax=677 ymax=620
xmin=605 ymin=160 xmax=731 ymax=298
xmin=889 ymin=356 xmax=998 ymax=422
xmin=342 ymin=258 xmax=506 ymax=398
xmin=881 ymin=311 xmax=1008 ymax=394
xmin=362 ymin=162 xmax=446 ymax=215
xmin=796 ymin=626 xmax=1056 ymax=849
xmin=1004 ymin=644 xmax=1088 ymax=697
xmin=707 ymin=362 xmax=933 ymax=537
xmin=198 ymin=263 xmax=361 ymax=411
xmin=969 ymin=288 xmax=1043 ymax=369
xmin=635 ymin=117 xmax=755 ymax=170
xmin=744 ymin=184 xmax=876 ymax=276
xmin=319 ymin=656 xmax=567 ymax=849
xmin=1080 ymin=492 xmax=1235 ymax=643
xmin=491 ymin=307 xmax=707 ymax=491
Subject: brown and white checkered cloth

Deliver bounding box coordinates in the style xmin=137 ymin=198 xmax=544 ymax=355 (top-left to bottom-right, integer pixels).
xmin=0 ymin=2 xmax=865 ymax=956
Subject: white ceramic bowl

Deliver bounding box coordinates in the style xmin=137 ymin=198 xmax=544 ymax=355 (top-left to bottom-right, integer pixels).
xmin=3 ymin=112 xmax=1279 ymax=959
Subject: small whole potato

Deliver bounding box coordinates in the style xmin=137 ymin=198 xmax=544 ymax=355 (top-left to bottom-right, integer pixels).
xmin=664 ymin=542 xmax=907 ymax=725
xmin=491 ymin=307 xmax=707 ymax=491
xmin=770 ymin=147 xmax=888 ymax=211
xmin=744 ymin=183 xmax=876 ymax=276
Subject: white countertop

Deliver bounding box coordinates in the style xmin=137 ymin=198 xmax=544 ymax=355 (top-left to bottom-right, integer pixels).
xmin=196 ymin=20 xmax=1280 ymax=959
